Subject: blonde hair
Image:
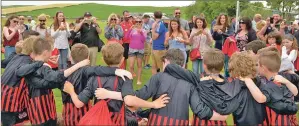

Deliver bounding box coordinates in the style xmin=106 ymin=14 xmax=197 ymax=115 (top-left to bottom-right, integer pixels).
xmin=101 ymin=43 xmax=124 ymax=66
xmin=229 ymin=51 xmax=257 ymax=78
xmin=37 ymin=13 xmax=50 ymax=20
xmin=21 ymin=36 xmax=38 ymax=55
xmin=15 ymin=41 xmax=23 ymax=54
xmin=107 ymin=13 xmax=119 ymax=22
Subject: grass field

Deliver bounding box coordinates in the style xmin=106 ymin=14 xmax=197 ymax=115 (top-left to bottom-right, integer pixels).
xmin=3 ymin=3 xmax=187 ymax=20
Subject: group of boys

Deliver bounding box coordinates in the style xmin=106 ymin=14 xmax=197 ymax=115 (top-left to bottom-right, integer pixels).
xmin=1 ymin=31 xmax=299 ymax=126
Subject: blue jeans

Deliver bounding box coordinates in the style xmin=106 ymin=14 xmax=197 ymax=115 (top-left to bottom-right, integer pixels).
xmin=224 ymin=54 xmax=230 ymax=77
xmin=215 ymin=39 xmax=223 ymax=50
xmin=192 ymin=59 xmax=204 ymax=75
xmin=58 ymin=49 xmax=68 ymax=70
xmin=4 ymin=46 xmax=16 ymax=59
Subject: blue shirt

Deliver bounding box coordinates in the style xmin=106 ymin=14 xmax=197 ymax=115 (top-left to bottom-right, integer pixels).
xmin=153 ymin=21 xmax=167 ymax=50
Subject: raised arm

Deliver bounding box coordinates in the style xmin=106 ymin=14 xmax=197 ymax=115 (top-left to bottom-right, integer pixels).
xmin=274 ymin=75 xmax=298 ymax=96
xmin=50 ymin=26 xmax=60 ymax=39
xmin=74 ymin=19 xmax=85 ymax=33
xmin=16 ymin=61 xmax=43 ymax=77
xmin=242 ymin=78 xmax=266 ymax=103
xmin=3 ymin=27 xmax=18 ymax=41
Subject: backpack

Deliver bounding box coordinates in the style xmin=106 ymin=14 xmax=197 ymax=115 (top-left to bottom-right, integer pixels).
xmin=78 ymin=77 xmax=125 ymax=125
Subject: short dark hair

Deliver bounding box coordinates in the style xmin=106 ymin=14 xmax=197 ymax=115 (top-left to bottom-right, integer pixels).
xmin=23 ymin=30 xmax=40 ymax=39
xmin=143 ymin=14 xmax=150 ymax=19
xmin=245 ymin=40 xmax=267 ymax=54
xmin=161 ymin=49 xmax=185 ymax=67
xmin=203 ymin=48 xmax=224 ymax=73
xmin=123 ymin=10 xmax=129 ymax=15
xmin=154 ymin=11 xmax=162 ymax=19
xmin=194 ymin=17 xmax=207 ymax=29
xmin=240 ymin=17 xmax=252 ymax=30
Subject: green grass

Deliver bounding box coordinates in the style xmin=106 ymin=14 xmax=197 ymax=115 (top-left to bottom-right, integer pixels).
xmin=6 ymin=3 xmax=187 ymax=20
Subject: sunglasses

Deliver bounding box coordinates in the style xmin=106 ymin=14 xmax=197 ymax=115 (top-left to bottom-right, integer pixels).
xmin=110 ymin=18 xmax=117 ymax=21
xmin=176 ymin=12 xmax=181 ymax=15
xmin=239 ymin=22 xmax=245 ymax=24
xmin=39 ymin=20 xmax=46 ymax=22
xmin=135 ymin=21 xmax=142 ymax=23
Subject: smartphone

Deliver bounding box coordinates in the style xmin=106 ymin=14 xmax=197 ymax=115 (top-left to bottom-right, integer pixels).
xmin=270 ymin=17 xmax=274 ymax=24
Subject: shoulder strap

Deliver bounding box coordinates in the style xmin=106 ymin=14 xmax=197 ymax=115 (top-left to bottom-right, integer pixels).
xmin=96 ymin=77 xmax=119 ymax=102
xmin=97 ymin=76 xmax=103 ymax=88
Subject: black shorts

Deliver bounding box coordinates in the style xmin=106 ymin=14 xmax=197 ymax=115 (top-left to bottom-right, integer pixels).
xmin=1 ymin=111 xmax=29 ymax=126
xmin=123 ymin=43 xmax=130 ymax=59
xmin=186 ymin=50 xmax=190 ymax=63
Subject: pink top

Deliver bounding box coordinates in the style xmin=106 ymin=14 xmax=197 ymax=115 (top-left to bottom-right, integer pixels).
xmin=127 ymin=28 xmax=147 ymax=50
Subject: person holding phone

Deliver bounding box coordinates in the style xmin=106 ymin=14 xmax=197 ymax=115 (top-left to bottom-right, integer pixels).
xmin=104 ymin=13 xmax=124 ymax=43
xmin=164 ymin=19 xmax=189 ymax=68
xmin=74 ymin=12 xmax=102 ymax=66
xmin=126 ymin=17 xmax=147 ymax=85
xmin=51 ymin=11 xmax=71 ymax=70
xmin=259 ymin=13 xmax=284 ymax=37
xmin=3 ymin=15 xmax=23 ymax=59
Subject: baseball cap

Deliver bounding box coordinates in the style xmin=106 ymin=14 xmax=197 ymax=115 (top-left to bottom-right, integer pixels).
xmin=84 ymin=12 xmax=92 ymax=17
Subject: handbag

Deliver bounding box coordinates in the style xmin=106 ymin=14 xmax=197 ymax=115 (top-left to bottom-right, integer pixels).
xmin=190 ymin=43 xmax=201 ymax=61
xmin=98 ymin=38 xmax=105 ymax=52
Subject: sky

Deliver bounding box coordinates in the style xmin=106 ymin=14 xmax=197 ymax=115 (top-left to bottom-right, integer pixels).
xmin=2 ymin=1 xmax=195 ymax=7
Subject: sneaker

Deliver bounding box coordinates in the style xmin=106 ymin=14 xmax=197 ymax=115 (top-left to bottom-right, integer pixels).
xmin=137 ymin=81 xmax=142 ymax=85
xmin=144 ymin=66 xmax=149 ymax=69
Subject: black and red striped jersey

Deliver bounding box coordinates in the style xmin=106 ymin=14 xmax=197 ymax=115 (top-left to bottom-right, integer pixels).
xmin=62 ymin=66 xmax=117 ymax=125
xmin=77 ymin=75 xmax=134 ymax=125
xmin=16 ymin=61 xmax=67 ymax=125
xmin=164 ymin=64 xmax=268 ymax=126
xmin=1 ymin=54 xmax=32 ymax=113
xmin=132 ymin=71 xmax=213 ymax=126
xmin=261 ymin=80 xmax=298 ymax=126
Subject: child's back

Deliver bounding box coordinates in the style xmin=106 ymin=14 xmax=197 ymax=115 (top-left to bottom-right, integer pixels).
xmin=62 ymin=43 xmax=119 ymax=125
xmin=76 ymin=75 xmax=133 ymax=125
xmin=1 ymin=54 xmax=32 ymax=125
xmin=134 ymin=72 xmax=212 ymax=125
xmin=1 ymin=37 xmax=36 ymax=126
xmin=62 ymin=66 xmax=119 ymax=125
xmin=261 ymin=79 xmax=298 ymax=125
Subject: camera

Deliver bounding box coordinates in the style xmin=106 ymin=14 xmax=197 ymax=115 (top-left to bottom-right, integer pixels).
xmin=270 ymin=17 xmax=274 ymax=24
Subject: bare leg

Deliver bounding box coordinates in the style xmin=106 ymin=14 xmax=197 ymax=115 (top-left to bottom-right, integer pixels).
xmin=137 ymin=57 xmax=143 ymax=85
xmin=129 ymin=56 xmax=136 ymax=77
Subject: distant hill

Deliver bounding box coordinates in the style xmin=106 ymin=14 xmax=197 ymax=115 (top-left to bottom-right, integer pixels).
xmin=5 ymin=3 xmax=187 ymax=20
xmin=2 ymin=5 xmax=30 ymax=9
xmin=2 ymin=4 xmax=79 ymax=15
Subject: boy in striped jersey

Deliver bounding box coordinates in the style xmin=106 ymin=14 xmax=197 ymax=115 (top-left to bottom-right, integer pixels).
xmin=15 ymin=37 xmax=90 ymax=125
xmin=1 ymin=36 xmax=36 ymax=126
xmin=61 ymin=43 xmax=133 ymax=125
xmin=63 ymin=43 xmax=170 ymax=125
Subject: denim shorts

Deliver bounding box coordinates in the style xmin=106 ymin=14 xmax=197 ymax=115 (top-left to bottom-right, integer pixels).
xmin=128 ymin=48 xmax=144 ymax=58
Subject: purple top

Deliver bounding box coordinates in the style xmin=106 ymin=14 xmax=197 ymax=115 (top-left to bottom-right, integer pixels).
xmin=127 ymin=28 xmax=147 ymax=50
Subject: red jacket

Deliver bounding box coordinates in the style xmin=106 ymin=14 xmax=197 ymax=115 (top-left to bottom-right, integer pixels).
xmin=222 ymin=36 xmax=238 ymax=57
